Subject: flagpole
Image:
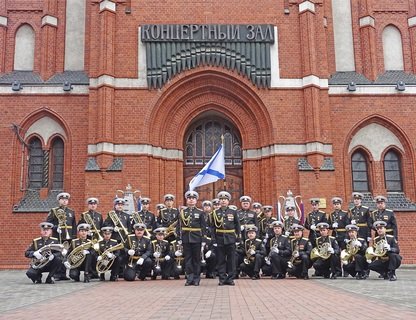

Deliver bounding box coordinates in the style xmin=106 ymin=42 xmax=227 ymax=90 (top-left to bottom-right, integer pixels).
xmin=221 ymin=134 xmax=226 ymax=191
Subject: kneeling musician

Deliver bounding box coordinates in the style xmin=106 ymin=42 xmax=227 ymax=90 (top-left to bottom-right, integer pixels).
xmin=287 ymin=224 xmax=312 ymax=280
xmin=341 ymin=224 xmax=367 ymax=280
xmin=265 ymin=221 xmax=291 ymax=279
xmin=151 ymin=227 xmax=173 ymax=280
xmin=239 ymin=225 xmax=265 ymax=280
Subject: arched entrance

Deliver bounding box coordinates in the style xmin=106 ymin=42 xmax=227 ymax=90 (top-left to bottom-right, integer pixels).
xmin=184 ymin=114 xmax=243 ymax=203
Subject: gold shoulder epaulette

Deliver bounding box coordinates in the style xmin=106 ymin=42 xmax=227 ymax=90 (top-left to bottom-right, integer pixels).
xmin=151 ymin=239 xmax=157 ymax=243
xmin=34 ymin=237 xmax=41 ymax=241
xmin=357 ymin=237 xmax=365 ymax=241
xmin=329 ymin=236 xmax=335 ymax=240
xmin=302 ymin=237 xmax=309 ymax=241
xmin=385 ymin=209 xmax=394 ymax=213
xmin=162 ymin=239 xmax=169 ymax=243
xmin=255 ymin=239 xmax=262 ymax=244
xmin=50 ymin=237 xmax=59 ymax=241
xmin=319 ymin=210 xmax=326 ymax=214
xmin=144 ymin=236 xmax=151 ymax=240
xmin=362 ymin=205 xmax=369 ymax=209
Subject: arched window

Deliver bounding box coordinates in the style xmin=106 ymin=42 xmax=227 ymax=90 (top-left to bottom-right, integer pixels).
xmin=351 ymin=151 xmax=370 ymax=192
xmin=14 ymin=24 xmax=35 ymax=71
xmin=28 ymin=137 xmax=44 ymax=189
xmin=51 ymin=137 xmax=64 ymax=190
xmin=384 ymin=150 xmax=403 ymax=192
xmin=382 ymin=25 xmax=404 ymax=71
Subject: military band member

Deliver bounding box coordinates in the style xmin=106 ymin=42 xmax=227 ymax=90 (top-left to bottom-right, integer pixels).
xmin=265 ymin=221 xmax=291 ymax=279
xmin=95 ymin=226 xmax=122 ymax=281
xmin=124 ymin=223 xmax=153 ymax=281
xmin=252 ymin=202 xmax=263 ymax=220
xmin=367 ymin=221 xmax=402 ymax=281
xmin=341 ymin=224 xmax=368 ymax=280
xmin=177 ymin=191 xmax=206 ymax=286
xmin=287 ymin=224 xmax=312 ymax=280
xmin=211 ymin=191 xmax=241 ymax=286
xmin=370 ymin=196 xmax=398 ymax=239
xmin=237 ymin=196 xmax=258 ymax=239
xmin=304 ymin=198 xmax=327 ymax=248
xmin=329 ymin=197 xmax=350 ymax=250
xmin=104 ymin=198 xmax=132 ymax=244
xmin=78 ymin=197 xmax=103 ymax=241
xmin=25 ymin=222 xmax=64 ymax=284
xmin=155 ymin=203 xmax=166 ymax=218
xmin=212 ymin=198 xmax=221 ymax=211
xmin=65 ymin=223 xmax=94 ymax=283
xmin=151 ymin=227 xmax=173 ymax=280
xmin=132 ymin=197 xmax=156 ymax=236
xmin=348 ymin=192 xmax=371 ymax=243
xmin=158 ymin=194 xmax=180 ymax=243
xmin=170 ymin=239 xmax=184 ymax=279
xmin=202 ymin=200 xmax=213 ymax=230
xmin=239 ymin=225 xmax=265 ymax=280
xmin=259 ymin=205 xmax=276 ymax=243
xmin=284 ymin=205 xmax=300 ymax=238
xmin=311 ymin=222 xmax=340 ymax=279
xmin=202 ymin=235 xmax=217 ymax=279
xmin=46 ymin=192 xmax=76 ymax=280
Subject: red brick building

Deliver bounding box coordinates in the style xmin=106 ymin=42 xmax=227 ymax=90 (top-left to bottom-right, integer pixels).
xmin=1 ymin=0 xmax=415 ymax=267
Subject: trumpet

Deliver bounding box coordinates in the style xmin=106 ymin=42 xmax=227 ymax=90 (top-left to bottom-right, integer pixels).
xmin=131 ymin=211 xmax=151 ymax=238
xmin=174 ymin=240 xmax=184 ymax=272
xmin=108 ymin=210 xmax=129 ymax=244
xmin=154 ymin=244 xmax=162 ymax=274
xmin=96 ymin=242 xmax=124 ymax=274
xmin=128 ymin=240 xmax=137 ymax=268
xmin=265 ymin=238 xmax=279 ymax=265
xmin=288 ymin=241 xmax=300 ymax=269
xmin=30 ymin=243 xmax=67 ymax=269
xmin=83 ymin=212 xmax=103 ymax=242
xmin=54 ymin=208 xmax=71 ymax=242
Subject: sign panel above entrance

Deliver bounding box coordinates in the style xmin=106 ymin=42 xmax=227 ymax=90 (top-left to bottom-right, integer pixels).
xmin=141 ymin=24 xmax=274 ymax=89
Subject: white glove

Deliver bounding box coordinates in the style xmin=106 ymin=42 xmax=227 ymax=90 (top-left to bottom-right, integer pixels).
xmin=57 ymin=227 xmax=62 ymax=234
xmin=97 ymin=256 xmax=103 ymax=261
xmin=284 ymin=231 xmax=290 ymax=236
xmin=367 ymin=237 xmax=372 ymax=242
xmin=153 ymin=252 xmax=161 ymax=258
xmin=106 ymin=252 xmax=114 ymax=259
xmin=384 ymin=243 xmax=391 ymax=251
xmin=294 ymin=251 xmax=300 ymax=258
xmin=262 ymin=238 xmax=267 ymax=244
xmin=64 ymin=261 xmax=71 ymax=269
xmin=114 ymin=226 xmax=119 ymax=233
xmin=175 ymin=250 xmax=182 ymax=257
xmin=240 ymin=225 xmax=245 ymax=231
xmin=201 ymin=242 xmax=206 ymax=248
xmin=82 ymin=250 xmax=90 ymax=255
xmin=271 ymin=247 xmax=279 ymax=254
xmin=332 ymin=222 xmax=338 ymax=228
xmin=205 ymin=250 xmax=212 ymax=259
xmin=62 ymin=249 xmax=68 ymax=257
xmin=137 ymin=257 xmax=144 ymax=265
xmin=351 ymin=219 xmax=356 ymax=225
xmin=33 ymin=250 xmax=42 ymax=259
xmin=265 ymin=257 xmax=271 ymax=265
xmin=344 ymin=238 xmax=349 ymax=243
xmin=128 ymin=249 xmax=135 ymax=256
xmin=354 ymin=240 xmax=362 ymax=247
xmin=48 ymin=254 xmax=54 ymax=261
xmin=165 ymin=255 xmax=171 ymax=261
xmin=249 ymin=249 xmax=256 ymax=256
xmin=310 ymin=224 xmax=316 ymax=231
xmin=87 ymin=231 xmax=93 ymax=237
xmin=93 ymin=243 xmax=100 ymax=251
xmin=328 ymin=247 xmax=334 ymax=254
xmin=213 ymin=243 xmax=218 ymax=247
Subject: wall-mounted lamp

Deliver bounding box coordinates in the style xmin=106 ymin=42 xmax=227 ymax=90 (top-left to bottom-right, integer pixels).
xmin=347 ymin=82 xmax=356 ymax=92
xmin=63 ymin=81 xmax=73 ymax=92
xmin=11 ymin=80 xmax=22 ymax=91
xmin=396 ymin=81 xmax=405 ymax=91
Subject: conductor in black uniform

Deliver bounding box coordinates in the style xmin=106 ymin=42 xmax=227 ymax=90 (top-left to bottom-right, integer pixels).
xmin=211 ymin=191 xmax=241 ymax=286
xmin=177 ymin=190 xmax=206 ymax=286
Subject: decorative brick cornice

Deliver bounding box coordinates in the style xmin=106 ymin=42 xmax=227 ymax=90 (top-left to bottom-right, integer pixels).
xmin=359 ymin=16 xmax=375 ymax=28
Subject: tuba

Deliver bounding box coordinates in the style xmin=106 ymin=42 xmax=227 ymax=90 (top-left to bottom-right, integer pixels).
xmin=365 ymin=236 xmax=387 ymax=263
xmin=54 ymin=208 xmax=71 ymax=242
xmin=131 ymin=211 xmax=151 ymax=238
xmin=96 ymin=242 xmax=124 ymax=274
xmin=341 ymin=238 xmax=360 ymax=265
xmin=30 ymin=243 xmax=67 ymax=269
xmin=310 ymin=241 xmax=332 ymax=261
xmin=64 ymin=240 xmax=96 ymax=269
xmin=108 ymin=210 xmax=129 ymax=244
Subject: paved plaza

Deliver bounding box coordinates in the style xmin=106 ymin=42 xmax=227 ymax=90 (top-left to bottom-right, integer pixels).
xmin=0 ymin=268 xmax=415 ymax=320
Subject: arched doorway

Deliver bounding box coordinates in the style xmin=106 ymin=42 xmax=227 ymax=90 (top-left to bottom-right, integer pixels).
xmin=184 ymin=114 xmax=243 ymax=204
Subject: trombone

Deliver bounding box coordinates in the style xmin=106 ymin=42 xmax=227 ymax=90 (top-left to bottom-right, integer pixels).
xmin=108 ymin=210 xmax=129 ymax=244
xmin=83 ymin=212 xmax=103 ymax=242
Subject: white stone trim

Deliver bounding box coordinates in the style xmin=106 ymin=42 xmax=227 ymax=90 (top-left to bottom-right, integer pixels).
xmin=329 ymin=85 xmax=416 ymax=95
xmin=299 ymin=1 xmax=315 ymax=13
xmin=0 ymin=16 xmax=7 ymax=27
xmin=100 ymin=0 xmax=116 ymax=12
xmin=42 ymin=15 xmax=58 ymax=27
xmin=88 ymin=143 xmax=183 ymax=160
xmin=302 ymin=75 xmax=328 ymax=88
xmin=359 ymin=16 xmax=375 ymax=27
xmin=0 ymin=85 xmax=89 ymax=94
xmin=244 ymin=143 xmax=333 ymax=159
xmin=25 ymin=116 xmax=67 ymax=141
xmin=408 ymin=17 xmax=416 ymax=27
xmin=138 ymin=26 xmax=147 ymax=85
xmin=270 ymin=26 xmax=280 ymax=86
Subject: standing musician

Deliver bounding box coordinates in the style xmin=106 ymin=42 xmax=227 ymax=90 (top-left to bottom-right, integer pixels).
xmin=265 ymin=221 xmax=291 ymax=279
xmin=132 ymin=197 xmax=156 ymax=236
xmin=311 ymin=222 xmax=340 ymax=279
xmin=151 ymin=227 xmax=173 ymax=280
xmin=25 ymin=222 xmax=65 ymax=284
xmin=78 ymin=197 xmax=103 ymax=241
xmin=258 ymin=205 xmax=276 ymax=244
xmin=283 ymin=205 xmax=300 ymax=238
xmin=157 ymin=194 xmax=180 ymax=243
xmin=253 ymin=202 xmax=263 ymax=220
xmin=212 ymin=198 xmax=221 ymax=211
xmin=369 ymin=196 xmax=398 ymax=239
xmin=211 ymin=191 xmax=241 ymax=286
xmin=367 ymin=221 xmax=402 ymax=281
xmin=177 ymin=191 xmax=206 ymax=286
xmin=341 ymin=224 xmax=368 ymax=280
xmin=237 ymin=196 xmax=258 ymax=240
xmin=155 ymin=203 xmax=166 ymax=218
xmin=95 ymin=226 xmax=123 ymax=281
xmin=239 ymin=225 xmax=265 ymax=280
xmin=287 ymin=224 xmax=312 ymax=280
xmin=304 ymin=198 xmax=327 ymax=248
xmin=348 ymin=192 xmax=371 ymax=243
xmin=65 ymin=223 xmax=94 ymax=283
xmin=46 ymin=192 xmax=76 ymax=280
xmin=124 ymin=223 xmax=153 ymax=281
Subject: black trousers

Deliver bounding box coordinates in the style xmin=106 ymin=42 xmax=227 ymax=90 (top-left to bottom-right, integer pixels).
xmin=183 ymin=242 xmax=202 ymax=283
xmin=124 ymin=257 xmax=153 ymax=281
xmin=240 ymin=254 xmax=263 ymax=276
xmin=288 ymin=254 xmax=310 ymax=277
xmin=343 ymin=254 xmax=367 ymax=276
xmin=270 ymin=252 xmax=289 ymax=275
xmin=26 ymin=256 xmax=61 ymax=281
xmin=368 ymin=253 xmax=402 ymax=275
xmin=217 ymin=243 xmax=236 ymax=283
xmin=69 ymin=254 xmax=92 ymax=280
xmin=152 ymin=258 xmax=174 ymax=279
xmin=313 ymin=254 xmax=339 ymax=276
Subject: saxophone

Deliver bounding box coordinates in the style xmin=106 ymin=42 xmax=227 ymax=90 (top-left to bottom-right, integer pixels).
xmin=96 ymin=242 xmax=124 ymax=274
xmin=108 ymin=210 xmax=129 ymax=244
xmin=30 ymin=243 xmax=67 ymax=269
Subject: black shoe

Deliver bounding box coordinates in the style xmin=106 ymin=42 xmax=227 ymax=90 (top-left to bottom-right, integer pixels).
xmin=193 ymin=279 xmax=200 ymax=286
xmin=379 ymin=273 xmax=387 ymax=279
xmin=330 ymin=273 xmax=337 ymax=279
xmin=91 ymin=273 xmax=99 ymax=279
xmin=251 ymin=273 xmax=260 ymax=280
xmin=100 ymin=274 xmax=105 ymax=281
xmin=162 ymin=276 xmax=169 ymax=280
xmin=388 ymin=271 xmax=397 ymax=281
xmin=206 ymin=274 xmax=214 ymax=279
xmin=151 ymin=276 xmax=157 ymax=280
xmin=45 ymin=277 xmax=55 ymax=284
xmin=110 ymin=276 xmax=117 ymax=282
xmin=185 ymin=281 xmax=192 ymax=286
xmin=57 ymin=276 xmax=70 ymax=281
xmin=174 ymin=275 xmax=180 ymax=280
xmin=73 ymin=277 xmax=80 ymax=282
xmin=277 ymin=273 xmax=286 ymax=279
xmin=225 ymin=280 xmax=235 ymax=286
xmin=218 ymin=281 xmax=225 ymax=286
xmin=303 ymin=275 xmax=309 ymax=280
